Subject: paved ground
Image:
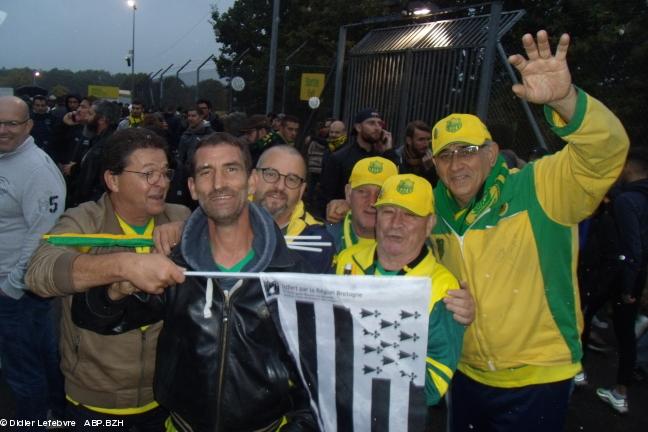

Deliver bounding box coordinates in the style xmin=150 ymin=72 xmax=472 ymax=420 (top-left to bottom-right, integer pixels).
xmin=1 ymin=322 xmax=646 ymax=431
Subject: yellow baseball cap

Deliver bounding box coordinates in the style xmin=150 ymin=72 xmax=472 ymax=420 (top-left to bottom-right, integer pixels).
xmin=348 ymin=157 xmax=398 ymax=189
xmin=431 ymin=113 xmax=492 ymax=156
xmin=374 ymin=174 xmax=434 ymax=216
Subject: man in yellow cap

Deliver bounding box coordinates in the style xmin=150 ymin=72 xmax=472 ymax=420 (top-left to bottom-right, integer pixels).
xmin=430 ymin=30 xmax=629 ymax=431
xmin=335 ymin=174 xmax=464 ymax=412
xmin=326 ymin=156 xmax=399 ymax=253
xmin=327 ymin=157 xmax=474 ymax=326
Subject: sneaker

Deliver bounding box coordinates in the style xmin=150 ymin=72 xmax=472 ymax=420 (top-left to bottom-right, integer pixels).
xmin=596 ymin=388 xmax=628 ymax=414
xmin=574 ymin=371 xmax=588 ymax=387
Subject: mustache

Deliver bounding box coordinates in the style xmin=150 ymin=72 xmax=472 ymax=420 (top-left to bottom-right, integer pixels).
xmin=262 ymin=188 xmax=288 ymax=201
xmin=207 ymin=188 xmax=238 ymax=200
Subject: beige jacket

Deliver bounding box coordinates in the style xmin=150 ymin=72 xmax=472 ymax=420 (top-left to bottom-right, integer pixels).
xmin=26 ymin=194 xmax=190 ymax=409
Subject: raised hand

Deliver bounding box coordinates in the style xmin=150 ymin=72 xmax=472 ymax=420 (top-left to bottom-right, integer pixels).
xmin=508 ymin=30 xmax=577 ymax=119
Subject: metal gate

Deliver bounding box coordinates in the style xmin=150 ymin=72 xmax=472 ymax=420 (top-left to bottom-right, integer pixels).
xmin=342 ymin=9 xmax=555 ymax=157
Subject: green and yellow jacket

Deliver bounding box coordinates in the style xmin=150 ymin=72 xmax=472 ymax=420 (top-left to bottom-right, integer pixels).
xmin=430 ymin=90 xmax=629 ymax=388
xmin=335 ymin=243 xmax=464 ymax=405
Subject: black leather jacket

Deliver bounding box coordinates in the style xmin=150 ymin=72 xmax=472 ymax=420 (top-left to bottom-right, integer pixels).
xmin=71 ymin=205 xmax=317 ymax=432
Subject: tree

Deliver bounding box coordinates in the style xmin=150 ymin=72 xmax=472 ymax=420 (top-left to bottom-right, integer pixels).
xmin=211 ymin=0 xmax=384 ymax=115
xmin=197 ymin=79 xmax=228 ymax=112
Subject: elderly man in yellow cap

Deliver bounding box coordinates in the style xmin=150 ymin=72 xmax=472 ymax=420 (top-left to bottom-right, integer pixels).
xmin=328 ymin=157 xmax=474 ymax=326
xmin=326 ymin=156 xmax=399 ymax=253
xmin=430 ymin=30 xmax=629 ymax=431
xmin=335 ymin=174 xmax=464 ymax=412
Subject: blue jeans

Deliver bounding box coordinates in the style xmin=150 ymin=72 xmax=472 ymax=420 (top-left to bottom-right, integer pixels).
xmin=448 ymin=371 xmax=573 ymax=432
xmin=0 ymin=292 xmax=65 ymax=428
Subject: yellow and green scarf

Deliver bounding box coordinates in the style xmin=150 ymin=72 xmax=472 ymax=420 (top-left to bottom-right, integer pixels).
xmin=435 ymin=155 xmax=508 ymax=236
xmin=327 ymin=134 xmax=347 ymax=152
xmin=43 ymin=217 xmax=155 ymax=252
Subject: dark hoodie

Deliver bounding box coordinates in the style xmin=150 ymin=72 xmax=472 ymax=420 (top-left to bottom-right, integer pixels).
xmin=71 ymin=203 xmax=316 ymax=431
xmin=612 ymin=178 xmax=648 ymax=297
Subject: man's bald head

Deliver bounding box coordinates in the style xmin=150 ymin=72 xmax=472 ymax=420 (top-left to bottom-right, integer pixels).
xmin=256 ymin=145 xmax=307 ymax=178
xmin=328 ymin=120 xmax=346 ymax=139
xmin=0 ymin=96 xmax=33 ymax=153
xmin=0 ymin=96 xmax=30 ymax=119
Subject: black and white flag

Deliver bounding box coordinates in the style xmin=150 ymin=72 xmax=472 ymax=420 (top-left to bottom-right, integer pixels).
xmin=261 ymin=273 xmax=431 ymax=432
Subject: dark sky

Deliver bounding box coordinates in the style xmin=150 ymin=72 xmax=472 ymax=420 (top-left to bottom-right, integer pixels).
xmin=0 ymin=0 xmax=234 ymax=75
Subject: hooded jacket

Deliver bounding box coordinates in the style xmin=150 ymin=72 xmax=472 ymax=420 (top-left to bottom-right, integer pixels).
xmin=71 ymin=203 xmax=316 ymax=432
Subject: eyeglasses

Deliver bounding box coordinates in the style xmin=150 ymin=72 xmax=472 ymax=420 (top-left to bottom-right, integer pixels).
xmin=434 ymin=145 xmax=483 ymax=163
xmin=0 ymin=119 xmax=30 ymax=129
xmin=122 ymin=169 xmax=175 ymax=185
xmin=257 ymin=167 xmax=305 ymax=189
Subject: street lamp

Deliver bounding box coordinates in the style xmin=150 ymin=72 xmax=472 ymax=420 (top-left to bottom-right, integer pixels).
xmin=127 ymin=0 xmax=137 ymax=98
xmin=33 ymin=71 xmax=40 ymax=86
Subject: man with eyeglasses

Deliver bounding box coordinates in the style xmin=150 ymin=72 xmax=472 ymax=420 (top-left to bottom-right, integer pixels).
xmin=430 ymin=31 xmax=629 ymax=432
xmin=0 ymin=95 xmax=66 ymax=426
xmin=27 ymin=128 xmax=190 ymax=430
xmin=254 ymin=145 xmax=335 ymax=273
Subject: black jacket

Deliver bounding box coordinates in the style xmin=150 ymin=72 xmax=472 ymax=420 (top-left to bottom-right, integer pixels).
xmin=71 ymin=204 xmax=316 ymax=432
xmin=70 ymin=127 xmax=115 ymax=206
xmin=178 ymin=123 xmax=214 ymax=165
xmin=612 ymin=179 xmax=648 ymax=297
xmin=30 ymin=111 xmax=57 ymax=157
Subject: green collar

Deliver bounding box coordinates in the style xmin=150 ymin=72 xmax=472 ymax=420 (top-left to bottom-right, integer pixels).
xmin=215 ymin=249 xmax=255 ymax=272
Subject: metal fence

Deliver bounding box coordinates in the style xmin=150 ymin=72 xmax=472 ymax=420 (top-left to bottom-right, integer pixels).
xmin=341 ymin=9 xmax=555 ymax=158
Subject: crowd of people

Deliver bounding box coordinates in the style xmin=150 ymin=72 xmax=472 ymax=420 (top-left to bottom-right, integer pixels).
xmin=0 ymin=28 xmax=645 ymax=432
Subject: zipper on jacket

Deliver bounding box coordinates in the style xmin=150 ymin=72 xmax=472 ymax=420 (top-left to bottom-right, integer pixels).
xmin=214 ymin=279 xmax=243 ymax=430
xmin=440 ymin=208 xmax=496 ymax=370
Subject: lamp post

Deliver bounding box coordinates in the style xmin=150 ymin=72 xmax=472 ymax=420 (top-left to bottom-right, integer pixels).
xmin=127 ymin=0 xmax=137 ymax=98
xmin=32 ymin=71 xmax=40 ymax=86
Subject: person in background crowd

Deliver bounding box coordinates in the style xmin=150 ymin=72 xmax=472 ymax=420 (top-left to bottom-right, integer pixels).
xmin=30 ymin=94 xmax=56 ymax=158
xmin=319 ymin=108 xmax=398 ymax=214
xmin=396 ymin=120 xmax=437 ymax=185
xmin=0 ymin=95 xmax=66 ymax=427
xmin=305 ymin=119 xmax=333 ymax=215
xmin=177 ymin=106 xmax=214 ymax=167
xmin=196 ymin=98 xmax=224 ymax=132
xmin=117 ymin=100 xmax=145 ymax=130
xmin=596 ymin=148 xmax=648 ymax=414
xmin=326 ymin=120 xmax=347 ymax=153
xmin=71 ymin=100 xmax=120 ymax=206
xmin=239 ymin=114 xmax=271 ymax=164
